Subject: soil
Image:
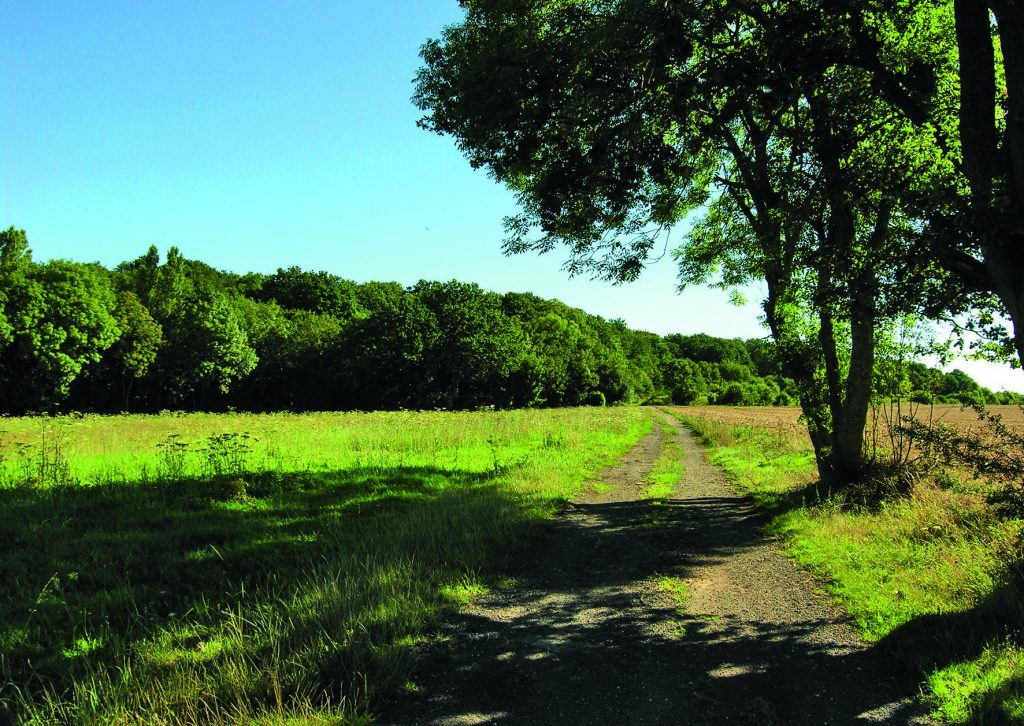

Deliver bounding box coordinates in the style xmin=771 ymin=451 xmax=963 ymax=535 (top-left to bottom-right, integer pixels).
xmin=377 ymin=410 xmax=930 ymax=725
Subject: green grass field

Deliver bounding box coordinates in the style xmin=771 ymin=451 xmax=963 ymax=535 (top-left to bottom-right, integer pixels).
xmin=667 ymin=406 xmax=1024 ymax=725
xmin=0 ymin=408 xmax=651 ymax=724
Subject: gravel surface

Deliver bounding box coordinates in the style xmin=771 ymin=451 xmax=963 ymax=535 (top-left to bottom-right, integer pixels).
xmin=377 ymin=411 xmax=931 ymax=725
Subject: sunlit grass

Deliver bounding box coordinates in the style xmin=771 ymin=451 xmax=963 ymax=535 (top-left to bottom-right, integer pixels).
xmin=0 ymin=407 xmax=651 ymax=724
xmin=669 ymin=405 xmax=1024 ymax=725
xmin=665 ymin=410 xmax=816 ymax=507
xmin=642 ymin=422 xmax=685 ymax=502
xmin=925 ymin=643 xmax=1024 ymax=724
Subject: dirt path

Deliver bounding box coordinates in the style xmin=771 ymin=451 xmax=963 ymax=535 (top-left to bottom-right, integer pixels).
xmin=378 ymin=411 xmax=928 ymax=725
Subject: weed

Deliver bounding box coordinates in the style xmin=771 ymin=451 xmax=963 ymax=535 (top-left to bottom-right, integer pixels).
xmin=903 ymin=402 xmax=1024 ymax=516
xmin=203 ymin=431 xmax=257 ymax=481
xmin=11 ymin=421 xmax=73 ymax=488
xmin=485 ymin=435 xmax=502 ymax=476
xmin=61 ymin=636 xmax=105 ymax=660
xmin=656 ymin=575 xmax=690 ymax=612
xmin=666 ymin=619 xmax=688 ymax=638
xmin=156 ymin=433 xmax=191 ymax=481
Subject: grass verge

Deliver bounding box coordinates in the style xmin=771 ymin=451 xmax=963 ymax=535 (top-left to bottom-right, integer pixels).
xmin=641 ymin=422 xmax=685 ymax=529
xmin=663 ymin=406 xmax=1024 ymax=725
xmin=0 ymin=407 xmax=651 ymax=724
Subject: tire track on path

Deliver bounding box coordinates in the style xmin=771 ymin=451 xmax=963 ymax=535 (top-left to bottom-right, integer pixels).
xmin=378 ymin=410 xmax=928 ymax=725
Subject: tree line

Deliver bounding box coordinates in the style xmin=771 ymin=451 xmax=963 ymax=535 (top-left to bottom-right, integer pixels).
xmin=0 ymin=227 xmax=741 ymax=413
xmin=0 ymin=228 xmax=1011 ymax=416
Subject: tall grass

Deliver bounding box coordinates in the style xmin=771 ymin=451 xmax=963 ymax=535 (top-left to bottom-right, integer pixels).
xmin=667 ymin=412 xmax=815 ymax=507
xmin=0 ymin=408 xmax=650 ymax=724
xmin=665 ymin=406 xmax=1024 ymax=724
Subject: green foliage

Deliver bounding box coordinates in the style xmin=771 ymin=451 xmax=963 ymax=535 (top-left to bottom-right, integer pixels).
xmin=0 ymin=233 xmax=820 ymax=415
xmin=0 ymin=233 xmax=1003 ymax=419
xmin=250 ymin=266 xmax=364 ymax=320
xmin=0 ymin=232 xmax=120 ymax=411
xmin=412 ymin=0 xmax=961 ymax=486
xmin=110 ymin=291 xmax=162 ymax=381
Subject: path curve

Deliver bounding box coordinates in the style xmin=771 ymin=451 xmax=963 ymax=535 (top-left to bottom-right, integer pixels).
xmin=378 ymin=411 xmax=928 ymax=725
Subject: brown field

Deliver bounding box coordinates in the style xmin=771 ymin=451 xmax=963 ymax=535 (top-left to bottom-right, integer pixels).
xmin=667 ymin=403 xmax=1024 ymax=444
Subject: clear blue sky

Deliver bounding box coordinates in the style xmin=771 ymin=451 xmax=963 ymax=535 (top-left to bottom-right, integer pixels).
xmin=3 ymin=1 xmax=1021 ymax=392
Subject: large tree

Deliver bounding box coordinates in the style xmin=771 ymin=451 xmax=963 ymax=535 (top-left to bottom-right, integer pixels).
xmin=415 ymin=0 xmax=949 ymax=483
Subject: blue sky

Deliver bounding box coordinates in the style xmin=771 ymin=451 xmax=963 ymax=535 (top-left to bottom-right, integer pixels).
xmin=2 ymin=1 xmax=1022 ymax=392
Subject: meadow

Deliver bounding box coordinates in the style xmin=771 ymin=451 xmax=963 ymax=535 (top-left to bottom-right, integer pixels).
xmin=0 ymin=408 xmax=651 ymax=724
xmin=668 ymin=404 xmax=1024 ymax=724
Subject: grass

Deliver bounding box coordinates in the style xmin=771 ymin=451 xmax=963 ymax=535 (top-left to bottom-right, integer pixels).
xmin=668 ymin=412 xmax=815 ymax=507
xmin=664 ymin=405 xmax=1024 ymax=725
xmin=655 ymin=575 xmax=690 ymax=611
xmin=641 ymin=422 xmax=685 ymax=530
xmin=0 ymin=407 xmax=652 ymax=724
xmin=642 ymin=422 xmax=686 ymax=502
xmin=655 ymin=575 xmax=690 ymax=639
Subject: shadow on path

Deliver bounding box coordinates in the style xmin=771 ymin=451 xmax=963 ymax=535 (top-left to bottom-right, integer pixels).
xmin=378 ymin=417 xmax=926 ymax=725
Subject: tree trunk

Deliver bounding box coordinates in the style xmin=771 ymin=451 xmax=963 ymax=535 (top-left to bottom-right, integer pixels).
xmin=960 ymin=1 xmax=1024 ymax=365
xmin=763 ymin=269 xmax=838 ymax=484
xmin=827 ymin=285 xmax=876 ymax=485
xmin=985 ymin=234 xmax=1024 ymax=364
xmin=991 ymin=0 xmax=1024 ymax=205
xmin=955 ymin=0 xmax=999 ymax=200
xmin=990 ymin=1 xmax=1024 ymax=364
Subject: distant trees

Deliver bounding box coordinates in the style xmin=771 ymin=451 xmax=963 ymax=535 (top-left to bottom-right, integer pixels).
xmin=0 ymin=227 xmax=1012 ymax=416
xmin=0 ymin=228 xmax=120 ymax=411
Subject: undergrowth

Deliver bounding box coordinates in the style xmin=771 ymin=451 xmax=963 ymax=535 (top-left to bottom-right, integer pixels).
xmin=664 ymin=405 xmax=1024 ymax=725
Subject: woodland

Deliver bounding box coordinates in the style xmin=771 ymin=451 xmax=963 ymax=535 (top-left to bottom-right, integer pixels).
xmin=0 ymin=228 xmax=1012 ymax=418
xmin=3 ymin=1 xmax=1024 ymax=721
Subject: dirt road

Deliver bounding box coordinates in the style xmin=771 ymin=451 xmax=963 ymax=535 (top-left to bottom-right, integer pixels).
xmin=378 ymin=411 xmax=928 ymax=725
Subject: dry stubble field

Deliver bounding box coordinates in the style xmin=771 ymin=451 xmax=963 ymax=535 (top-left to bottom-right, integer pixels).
xmin=683 ymin=403 xmax=1024 ymax=443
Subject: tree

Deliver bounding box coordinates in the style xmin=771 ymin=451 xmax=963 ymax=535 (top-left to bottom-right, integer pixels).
xmin=415 ymin=1 xmax=942 ymax=483
xmin=348 ymin=286 xmax=441 ymax=409
xmin=117 ymin=246 xmax=258 ymax=409
xmin=159 ymin=291 xmax=258 ymax=408
xmin=820 ymin=1 xmax=1024 ymax=364
xmin=250 ymin=267 xmax=365 ymax=321
xmin=0 ymin=229 xmax=120 ymax=411
xmin=107 ymin=291 xmax=163 ymax=409
xmin=664 ymin=357 xmax=708 ymax=405
xmin=412 ymin=280 xmax=532 ymax=409
xmin=233 ymin=306 xmax=348 ymax=411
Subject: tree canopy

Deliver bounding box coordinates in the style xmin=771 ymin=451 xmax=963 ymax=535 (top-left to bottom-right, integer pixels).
xmin=414 ymin=0 xmax=1019 ymax=484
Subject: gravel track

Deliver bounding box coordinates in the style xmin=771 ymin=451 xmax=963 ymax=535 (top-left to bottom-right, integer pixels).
xmin=378 ymin=410 xmax=930 ymax=725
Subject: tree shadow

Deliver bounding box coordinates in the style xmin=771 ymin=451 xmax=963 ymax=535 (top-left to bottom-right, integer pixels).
xmin=0 ymin=464 xmax=517 ymax=711
xmin=379 ymin=487 xmax=925 ymax=725
xmin=875 ymin=559 xmax=1024 ymax=722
